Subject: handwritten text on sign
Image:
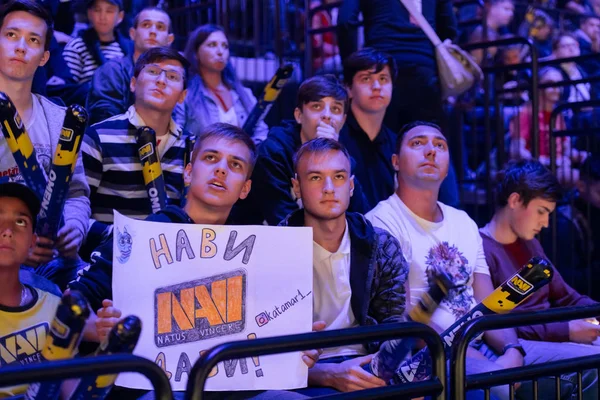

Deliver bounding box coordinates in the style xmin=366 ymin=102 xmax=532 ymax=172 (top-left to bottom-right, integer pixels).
xmin=111 ymin=212 xmax=313 ymax=391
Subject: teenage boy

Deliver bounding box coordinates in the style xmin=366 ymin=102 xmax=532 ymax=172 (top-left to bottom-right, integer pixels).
xmin=340 ymin=47 xmax=397 ymax=211
xmin=73 ymin=123 xmax=255 ymax=317
xmin=0 ymin=0 xmax=91 ymax=287
xmin=75 ymin=122 xmax=308 ymax=400
xmin=87 ymin=7 xmax=174 ymax=124
xmin=481 ymin=159 xmax=600 ymax=398
xmin=81 ymin=47 xmax=189 ymax=255
xmin=62 ymin=0 xmax=131 ymax=85
xmin=240 ymin=74 xmax=367 ymax=225
xmin=280 ymin=138 xmax=409 ymax=395
xmin=0 ymin=181 xmax=62 ymax=397
xmin=366 ymin=121 xmax=524 ymax=400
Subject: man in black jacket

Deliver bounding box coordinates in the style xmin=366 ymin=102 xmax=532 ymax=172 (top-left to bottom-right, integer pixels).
xmin=238 ymin=74 xmax=368 ymax=225
xmin=337 ymin=0 xmax=460 ymax=208
xmin=339 ymin=48 xmax=397 ymax=211
xmin=86 ymin=6 xmax=174 ymax=124
xmin=337 ymin=0 xmax=457 ymax=134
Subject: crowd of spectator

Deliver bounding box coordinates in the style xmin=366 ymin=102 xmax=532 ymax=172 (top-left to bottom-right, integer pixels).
xmin=1 ymin=0 xmax=600 ymax=399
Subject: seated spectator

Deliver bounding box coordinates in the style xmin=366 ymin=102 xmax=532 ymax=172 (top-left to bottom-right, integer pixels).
xmin=509 ymin=67 xmax=583 ymax=184
xmin=72 ymin=124 xmax=307 ymax=400
xmin=74 ymin=125 xmax=310 ymax=400
xmin=238 ymin=75 xmax=368 ymax=225
xmin=0 ymin=0 xmax=91 ymax=291
xmin=518 ymin=8 xmax=554 ymax=58
xmin=0 ymin=181 xmax=62 ymax=397
xmin=543 ymin=154 xmax=600 ymax=296
xmin=280 ymin=138 xmax=408 ymax=395
xmin=80 ymin=47 xmax=190 ymax=257
xmin=74 ymin=123 xmax=257 ymax=316
xmin=480 ymin=159 xmax=600 ymax=398
xmin=558 ymin=0 xmax=594 ymax=15
xmin=469 ymin=0 xmax=515 ymax=65
xmin=553 ymin=32 xmax=593 ymax=104
xmin=497 ymin=44 xmax=529 ymax=109
xmin=592 ymin=0 xmax=600 ymax=15
xmin=174 ymin=24 xmax=268 ymax=144
xmin=86 ymin=7 xmax=174 ymax=124
xmin=367 ymin=121 xmax=526 ymax=400
xmin=61 ymin=0 xmax=132 ymax=105
xmin=575 ymin=15 xmax=600 ymax=90
xmin=339 ymin=48 xmax=397 ymax=211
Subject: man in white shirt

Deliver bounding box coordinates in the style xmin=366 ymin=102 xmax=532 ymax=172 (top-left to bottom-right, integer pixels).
xmin=279 ymin=137 xmax=409 ymax=395
xmin=0 ymin=0 xmax=91 ymax=290
xmin=366 ymin=121 xmax=524 ymax=400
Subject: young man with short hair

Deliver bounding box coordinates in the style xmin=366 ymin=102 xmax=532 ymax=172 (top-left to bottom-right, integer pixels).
xmin=281 ymin=138 xmax=409 ymax=394
xmin=339 ymin=47 xmax=397 ymax=211
xmin=74 ymin=123 xmax=307 ymax=400
xmin=240 ymin=74 xmax=367 ymax=225
xmin=0 ymin=180 xmax=62 ymax=396
xmin=87 ymin=7 xmax=175 ymax=124
xmin=73 ymin=123 xmax=255 ymax=315
xmin=62 ymin=0 xmax=131 ymax=85
xmin=81 ymin=46 xmax=190 ymax=256
xmin=366 ymin=121 xmax=523 ymax=400
xmin=0 ymin=0 xmax=91 ymax=289
xmin=480 ymin=159 xmax=600 ymax=398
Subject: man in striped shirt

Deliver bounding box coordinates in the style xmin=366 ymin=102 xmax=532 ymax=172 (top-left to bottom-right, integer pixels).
xmin=58 ymin=0 xmax=131 ymax=105
xmin=81 ymin=46 xmax=190 ymax=257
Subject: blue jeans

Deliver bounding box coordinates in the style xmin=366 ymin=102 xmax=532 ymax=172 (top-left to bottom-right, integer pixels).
xmin=472 ymin=340 xmax=600 ymax=400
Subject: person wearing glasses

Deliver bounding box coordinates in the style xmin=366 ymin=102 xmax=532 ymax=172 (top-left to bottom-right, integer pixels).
xmin=80 ymin=47 xmax=191 ymax=255
xmin=174 ymin=24 xmax=269 ymax=145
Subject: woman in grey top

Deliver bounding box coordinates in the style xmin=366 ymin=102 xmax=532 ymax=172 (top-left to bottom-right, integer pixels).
xmin=174 ymin=24 xmax=268 ymax=144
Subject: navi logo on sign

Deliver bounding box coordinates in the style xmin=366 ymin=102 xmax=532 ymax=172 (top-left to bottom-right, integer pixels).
xmin=508 ymin=274 xmax=533 ymax=295
xmin=154 ymin=269 xmax=246 ymax=347
xmin=138 ymin=143 xmax=154 ymax=161
xmin=0 ymin=323 xmax=48 ymax=366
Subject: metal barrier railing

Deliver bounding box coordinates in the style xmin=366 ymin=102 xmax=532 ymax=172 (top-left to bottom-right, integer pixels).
xmin=0 ymin=354 xmax=173 ymax=400
xmin=454 ymin=37 xmax=539 ymax=221
xmin=185 ymin=322 xmax=446 ymax=400
xmin=451 ymin=304 xmax=600 ymax=400
xmin=463 ymin=37 xmax=540 ymax=157
xmin=304 ymin=0 xmax=344 ymax=77
xmin=166 ymin=0 xmax=217 ymax=51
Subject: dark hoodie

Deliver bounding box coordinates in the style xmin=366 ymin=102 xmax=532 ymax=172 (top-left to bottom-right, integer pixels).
xmin=69 ymin=205 xmax=192 ymax=312
xmin=280 ymin=209 xmax=409 ymax=351
xmin=242 ymin=121 xmax=369 ymax=225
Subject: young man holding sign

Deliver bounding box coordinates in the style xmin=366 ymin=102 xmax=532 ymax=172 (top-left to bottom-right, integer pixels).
xmin=72 ymin=123 xmax=255 ymax=317
xmin=73 ymin=123 xmax=311 ymax=399
xmin=280 ymin=138 xmax=409 ymax=394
